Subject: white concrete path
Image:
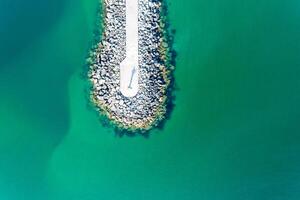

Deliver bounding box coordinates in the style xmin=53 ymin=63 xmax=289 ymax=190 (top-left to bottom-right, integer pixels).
xmin=120 ymin=0 xmax=139 ymax=97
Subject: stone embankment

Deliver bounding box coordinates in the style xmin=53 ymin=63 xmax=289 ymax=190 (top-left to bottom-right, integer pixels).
xmin=89 ymin=0 xmax=170 ymax=131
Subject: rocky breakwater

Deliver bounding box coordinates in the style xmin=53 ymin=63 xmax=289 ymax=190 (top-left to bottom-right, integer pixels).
xmin=89 ymin=0 xmax=171 ymax=131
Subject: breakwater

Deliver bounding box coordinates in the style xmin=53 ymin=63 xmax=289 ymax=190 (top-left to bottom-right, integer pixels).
xmin=89 ymin=0 xmax=172 ymax=131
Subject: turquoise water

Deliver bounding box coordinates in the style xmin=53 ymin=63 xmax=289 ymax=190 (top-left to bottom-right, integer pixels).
xmin=0 ymin=0 xmax=300 ymax=199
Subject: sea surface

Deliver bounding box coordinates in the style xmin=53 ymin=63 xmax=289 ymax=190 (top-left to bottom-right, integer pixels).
xmin=0 ymin=0 xmax=300 ymax=199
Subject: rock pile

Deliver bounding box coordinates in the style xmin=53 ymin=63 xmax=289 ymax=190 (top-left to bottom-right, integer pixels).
xmin=89 ymin=0 xmax=170 ymax=130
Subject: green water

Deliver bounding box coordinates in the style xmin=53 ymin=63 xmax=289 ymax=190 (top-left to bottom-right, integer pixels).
xmin=0 ymin=0 xmax=300 ymax=199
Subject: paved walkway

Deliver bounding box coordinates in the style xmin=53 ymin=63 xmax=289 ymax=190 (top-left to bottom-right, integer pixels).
xmin=120 ymin=0 xmax=139 ymax=97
